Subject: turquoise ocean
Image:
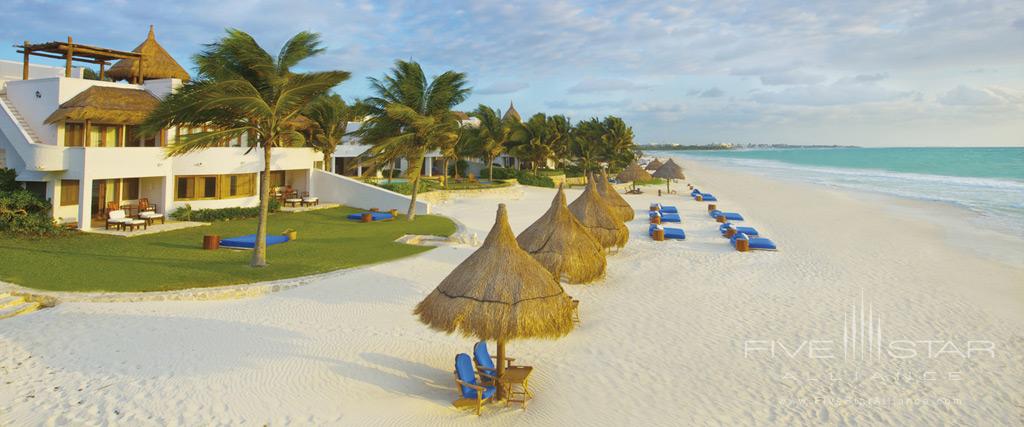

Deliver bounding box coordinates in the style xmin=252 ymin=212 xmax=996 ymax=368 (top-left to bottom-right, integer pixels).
xmin=655 ymin=147 xmax=1024 ymax=234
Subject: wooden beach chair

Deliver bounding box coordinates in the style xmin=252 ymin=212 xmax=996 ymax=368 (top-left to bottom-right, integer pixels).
xmin=452 ymin=353 xmax=497 ymax=415
xmin=473 ymin=341 xmax=522 ymax=379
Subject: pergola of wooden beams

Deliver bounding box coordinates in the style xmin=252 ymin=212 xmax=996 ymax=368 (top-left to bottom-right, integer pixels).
xmin=16 ymin=37 xmax=143 ymax=82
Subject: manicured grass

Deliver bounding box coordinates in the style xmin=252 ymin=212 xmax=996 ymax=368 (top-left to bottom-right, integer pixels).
xmin=0 ymin=207 xmax=456 ymax=293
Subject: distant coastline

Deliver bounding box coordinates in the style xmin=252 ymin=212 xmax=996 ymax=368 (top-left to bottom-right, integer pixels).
xmin=641 ymin=143 xmax=858 ymax=151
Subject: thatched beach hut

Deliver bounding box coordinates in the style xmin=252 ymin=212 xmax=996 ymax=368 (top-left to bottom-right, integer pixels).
xmin=652 ymin=159 xmax=686 ymax=193
xmin=107 ymin=26 xmax=190 ymax=83
xmin=645 ymin=158 xmax=663 ymax=171
xmin=617 ymin=163 xmax=653 ymax=192
xmin=415 ymin=204 xmax=575 ymax=396
xmin=568 ymin=174 xmax=629 ymax=250
xmin=596 ymin=170 xmax=635 ymax=222
xmin=517 ymin=185 xmax=607 ymax=284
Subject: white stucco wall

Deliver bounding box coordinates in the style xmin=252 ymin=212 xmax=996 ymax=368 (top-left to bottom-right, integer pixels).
xmin=309 ymin=169 xmax=430 ymax=214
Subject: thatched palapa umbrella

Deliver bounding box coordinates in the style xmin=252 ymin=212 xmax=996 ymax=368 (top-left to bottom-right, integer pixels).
xmin=617 ymin=163 xmax=653 ymax=192
xmin=645 ymin=158 xmax=663 ymax=171
xmin=415 ymin=204 xmax=575 ymax=398
xmin=517 ymin=184 xmax=607 ymax=284
xmin=596 ymin=170 xmax=634 ymax=222
xmin=107 ymin=26 xmax=191 ymax=83
xmin=652 ymin=159 xmax=686 ymax=193
xmin=568 ymin=173 xmax=629 ymax=250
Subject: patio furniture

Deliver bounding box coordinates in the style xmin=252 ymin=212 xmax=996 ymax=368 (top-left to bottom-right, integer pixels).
xmin=219 ymin=234 xmax=290 ymax=249
xmin=105 ymin=210 xmax=131 ymax=230
xmin=473 ymin=341 xmax=520 ymax=379
xmin=453 ymin=353 xmax=497 ymax=416
xmin=119 ymin=204 xmax=136 ymax=217
xmin=106 ymin=201 xmax=120 ymax=213
xmin=121 ymin=217 xmax=147 ymax=232
xmin=139 ymin=211 xmax=165 ymax=225
xmin=300 ymin=192 xmax=319 ymax=207
xmin=138 ymin=198 xmax=157 ymax=213
xmin=501 ymin=366 xmax=534 ymax=409
xmin=284 ymin=197 xmax=302 ymax=207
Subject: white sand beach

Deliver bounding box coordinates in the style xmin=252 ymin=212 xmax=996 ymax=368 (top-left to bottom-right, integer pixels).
xmin=2 ymin=159 xmax=1022 ymax=425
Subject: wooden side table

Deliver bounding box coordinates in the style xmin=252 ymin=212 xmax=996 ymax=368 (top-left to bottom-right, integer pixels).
xmin=501 ymin=366 xmax=533 ymax=409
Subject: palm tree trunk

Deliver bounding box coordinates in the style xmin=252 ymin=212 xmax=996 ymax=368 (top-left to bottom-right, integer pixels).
xmin=488 ymin=158 xmax=494 ymax=181
xmin=323 ymin=152 xmax=332 ymax=173
xmin=442 ymin=158 xmax=450 ymax=189
xmin=405 ymin=153 xmax=425 ymax=221
xmin=252 ymin=144 xmax=272 ymax=267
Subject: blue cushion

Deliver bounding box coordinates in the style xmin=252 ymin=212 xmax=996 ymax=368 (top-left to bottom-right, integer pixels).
xmin=657 ymin=213 xmax=681 ymax=223
xmin=730 ymin=233 xmax=777 ymax=250
xmin=219 ymin=234 xmax=289 ymax=249
xmin=709 ymin=209 xmax=722 ymax=218
xmin=719 ymin=223 xmax=759 ymax=236
xmin=473 ymin=341 xmax=496 ymax=375
xmin=722 ymin=212 xmax=744 ymax=221
xmin=659 ymin=206 xmax=678 ymax=213
xmin=690 ymin=189 xmax=701 ymax=196
xmin=346 ymin=211 xmax=394 ymax=221
xmin=455 ymin=353 xmax=495 ymax=399
xmin=701 ymin=194 xmax=718 ymax=202
xmin=649 ymin=224 xmax=685 ymax=240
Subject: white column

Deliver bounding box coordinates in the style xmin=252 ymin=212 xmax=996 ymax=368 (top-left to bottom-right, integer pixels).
xmin=424 ymin=157 xmax=433 ymax=177
xmin=306 ymin=169 xmax=314 ymax=195
xmin=356 ymin=165 xmax=362 ymax=176
xmin=78 ymin=178 xmax=92 ymax=231
xmin=161 ymin=175 xmax=173 ymax=217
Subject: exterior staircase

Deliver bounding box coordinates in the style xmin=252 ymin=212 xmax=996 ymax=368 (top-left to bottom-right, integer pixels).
xmin=0 ymin=293 xmax=42 ymax=319
xmin=0 ymin=92 xmax=45 ymax=144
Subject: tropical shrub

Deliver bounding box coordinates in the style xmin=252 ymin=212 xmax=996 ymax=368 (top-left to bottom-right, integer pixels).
xmin=515 ymin=171 xmax=555 ymax=188
xmin=172 ymin=199 xmax=280 ymax=222
xmin=0 ymin=170 xmax=65 ymax=237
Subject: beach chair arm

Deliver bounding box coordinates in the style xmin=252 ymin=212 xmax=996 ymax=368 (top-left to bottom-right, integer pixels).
xmin=455 ymin=379 xmax=485 ymax=392
xmin=489 ymin=355 xmax=515 ymax=363
xmin=478 ymin=371 xmax=498 ymax=381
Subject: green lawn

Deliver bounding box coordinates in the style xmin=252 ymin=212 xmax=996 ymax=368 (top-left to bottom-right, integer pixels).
xmin=0 ymin=207 xmax=456 ymax=293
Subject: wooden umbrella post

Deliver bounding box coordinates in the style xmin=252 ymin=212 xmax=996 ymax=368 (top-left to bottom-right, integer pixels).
xmin=496 ymin=340 xmax=507 ymax=400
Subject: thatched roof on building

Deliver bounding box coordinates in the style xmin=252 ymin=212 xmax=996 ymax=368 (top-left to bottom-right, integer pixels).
xmin=652 ymin=159 xmax=685 ymax=180
xmin=517 ymin=185 xmax=607 ymax=284
xmin=617 ymin=163 xmax=653 ymax=182
xmin=415 ymin=204 xmax=575 ymax=341
xmin=503 ymin=101 xmax=521 ymax=123
xmin=596 ymin=170 xmax=635 ymax=221
xmin=107 ymin=26 xmax=190 ymax=82
xmin=568 ymin=174 xmax=629 ymax=249
xmin=44 ymin=86 xmax=159 ymax=125
xmin=645 ymin=158 xmax=663 ymax=171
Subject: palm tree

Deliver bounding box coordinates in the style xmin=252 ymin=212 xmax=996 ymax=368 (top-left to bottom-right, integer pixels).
xmin=356 ymin=60 xmax=470 ymax=220
xmin=547 ymin=115 xmax=572 ymax=169
xmin=600 ymin=116 xmax=637 ymax=171
xmin=468 ymin=105 xmax=514 ymax=180
xmin=570 ymin=118 xmax=605 ymax=173
xmin=142 ymin=29 xmax=349 ymax=267
xmin=304 ymin=94 xmax=365 ymax=174
xmin=510 ymin=113 xmax=555 ymax=174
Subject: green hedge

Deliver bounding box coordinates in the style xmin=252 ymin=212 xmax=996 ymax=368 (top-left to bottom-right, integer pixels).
xmin=0 ymin=168 xmax=66 ymax=237
xmin=516 ymin=172 xmax=555 ymax=188
xmin=171 ymin=199 xmax=280 ymax=222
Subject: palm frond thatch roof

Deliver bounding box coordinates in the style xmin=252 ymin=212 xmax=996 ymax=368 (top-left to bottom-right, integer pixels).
xmin=517 ymin=185 xmax=607 ymax=284
xmin=415 ymin=204 xmax=575 ymax=341
xmin=645 ymin=158 xmax=663 ymax=171
xmin=596 ymin=170 xmax=635 ymax=221
xmin=44 ymin=86 xmax=159 ymax=125
xmin=652 ymin=158 xmax=686 ymax=180
xmin=107 ymin=26 xmax=190 ymax=82
xmin=617 ymin=163 xmax=653 ymax=182
xmin=568 ymin=173 xmax=629 ymax=249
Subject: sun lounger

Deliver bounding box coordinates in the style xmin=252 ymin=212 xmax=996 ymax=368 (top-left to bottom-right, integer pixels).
xmin=649 ymin=211 xmax=681 ymax=223
xmin=658 ymin=205 xmax=678 ymax=214
xmin=346 ymin=211 xmax=394 ymax=221
xmin=105 ymin=209 xmax=131 ymax=230
xmin=709 ymin=210 xmax=744 ymax=221
xmin=719 ymin=222 xmax=758 ymax=237
xmin=730 ymin=232 xmax=777 ymax=251
xmin=690 ymin=189 xmax=701 ymax=197
xmin=453 ymin=353 xmax=497 ymax=415
xmin=139 ymin=211 xmax=165 ymax=225
xmin=698 ymin=193 xmax=718 ymax=202
xmin=219 ymin=234 xmax=290 ymax=249
xmin=473 ymin=341 xmax=519 ymax=377
xmin=649 ymin=224 xmax=685 ymax=240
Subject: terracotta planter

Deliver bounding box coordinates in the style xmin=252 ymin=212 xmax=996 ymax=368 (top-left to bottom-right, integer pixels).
xmin=203 ymin=235 xmax=219 ymax=250
xmin=724 ymin=227 xmax=737 ymax=238
xmin=735 ymin=239 xmax=749 ymax=252
xmin=284 ymin=231 xmax=297 ymax=241
xmin=696 ymin=195 xmax=703 ymax=201
xmin=389 ymin=209 xmax=399 ymax=219
xmin=652 ymin=229 xmax=665 ymax=241
xmin=361 ymin=213 xmax=373 ymax=222
xmin=707 ymin=204 xmax=717 ymax=212
xmin=650 ymin=216 xmax=661 ymax=224
xmin=716 ymin=215 xmax=726 ymax=223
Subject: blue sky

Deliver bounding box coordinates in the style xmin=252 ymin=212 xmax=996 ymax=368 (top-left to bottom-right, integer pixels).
xmin=3 ymin=0 xmax=1023 ymax=146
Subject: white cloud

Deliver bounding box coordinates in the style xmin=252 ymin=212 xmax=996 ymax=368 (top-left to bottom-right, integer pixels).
xmin=938 ymin=85 xmax=1023 ymax=106
xmin=567 ymin=78 xmax=650 ymax=94
xmin=475 ymin=81 xmax=529 ymax=95
xmin=759 ymin=70 xmax=827 ymax=86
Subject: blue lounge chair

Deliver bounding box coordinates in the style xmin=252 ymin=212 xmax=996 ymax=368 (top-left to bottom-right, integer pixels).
xmin=719 ymin=222 xmax=759 ymax=237
xmin=690 ymin=189 xmax=701 ymax=197
xmin=649 ymin=224 xmax=685 ymax=240
xmin=699 ymin=193 xmax=718 ymax=202
xmin=649 ymin=211 xmax=681 ymax=223
xmin=346 ymin=211 xmax=394 ymax=221
xmin=731 ymin=233 xmax=777 ymax=251
xmin=453 ymin=353 xmax=497 ymax=415
xmin=473 ymin=341 xmax=518 ymax=377
xmin=709 ymin=210 xmax=744 ymax=221
xmin=654 ymin=204 xmax=678 ymax=214
xmin=219 ymin=234 xmax=289 ymax=249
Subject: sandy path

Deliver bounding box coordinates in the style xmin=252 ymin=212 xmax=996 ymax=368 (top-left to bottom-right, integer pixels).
xmin=1 ymin=160 xmax=1022 ymax=426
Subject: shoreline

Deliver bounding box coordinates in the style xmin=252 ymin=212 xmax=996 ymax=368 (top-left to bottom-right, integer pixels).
xmin=2 ymin=162 xmax=1022 ymax=425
